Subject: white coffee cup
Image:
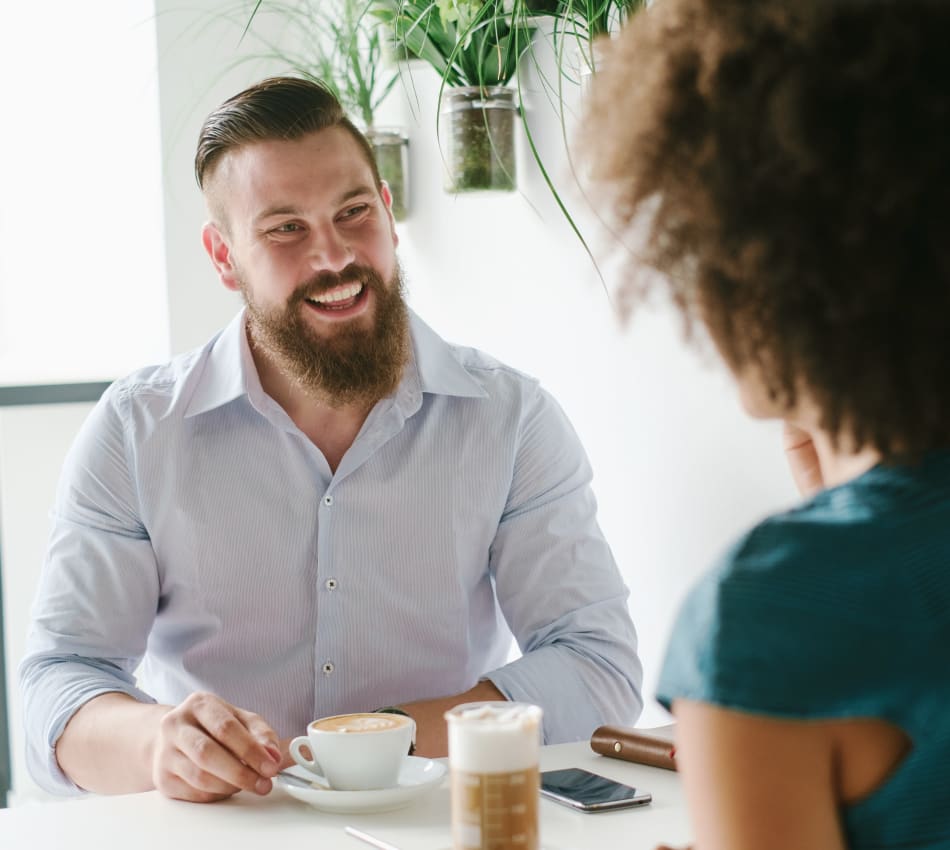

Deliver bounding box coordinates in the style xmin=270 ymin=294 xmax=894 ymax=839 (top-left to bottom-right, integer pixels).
xmin=289 ymin=711 xmax=415 ymax=791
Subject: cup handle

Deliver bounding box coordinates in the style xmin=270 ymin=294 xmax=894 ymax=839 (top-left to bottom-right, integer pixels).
xmin=289 ymin=736 xmax=325 ymax=777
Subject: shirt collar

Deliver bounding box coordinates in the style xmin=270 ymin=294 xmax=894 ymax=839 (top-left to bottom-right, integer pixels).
xmin=184 ymin=309 xmax=263 ymax=418
xmin=408 ymin=310 xmax=488 ymax=400
xmin=184 ymin=306 xmax=487 ymax=419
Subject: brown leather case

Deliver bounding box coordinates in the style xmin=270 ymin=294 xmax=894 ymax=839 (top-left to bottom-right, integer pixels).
xmin=590 ymin=724 xmax=677 ymax=771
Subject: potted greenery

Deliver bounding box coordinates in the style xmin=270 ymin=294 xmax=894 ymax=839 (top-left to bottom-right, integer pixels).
xmin=551 ymin=0 xmax=648 ymax=84
xmin=240 ymin=0 xmax=411 ymax=218
xmin=235 ymin=0 xmax=648 ymax=233
xmin=373 ymin=0 xmax=537 ymax=193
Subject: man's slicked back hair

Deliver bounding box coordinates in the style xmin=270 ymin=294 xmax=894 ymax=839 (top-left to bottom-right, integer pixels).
xmin=195 ymin=76 xmax=381 ymax=189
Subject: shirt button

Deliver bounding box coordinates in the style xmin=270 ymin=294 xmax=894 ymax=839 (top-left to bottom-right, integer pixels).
xmin=323 ymin=495 xmax=333 ymax=507
xmin=322 ymin=661 xmax=335 ymax=676
xmin=325 ymin=578 xmax=338 ymax=591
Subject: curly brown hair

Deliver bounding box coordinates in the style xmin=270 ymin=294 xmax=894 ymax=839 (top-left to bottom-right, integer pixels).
xmin=581 ymin=0 xmax=950 ymax=457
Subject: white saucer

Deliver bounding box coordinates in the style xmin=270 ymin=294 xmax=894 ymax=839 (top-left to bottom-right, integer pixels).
xmin=276 ymin=757 xmax=447 ymax=814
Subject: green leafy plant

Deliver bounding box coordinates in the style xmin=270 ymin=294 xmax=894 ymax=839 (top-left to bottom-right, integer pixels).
xmin=242 ymin=0 xmax=398 ymax=128
xmin=371 ymin=0 xmax=537 ymax=89
xmin=236 ymin=0 xmax=648 ymax=250
xmin=370 ymin=0 xmax=539 ymax=193
xmin=240 ymin=0 xmax=411 ymax=217
xmin=549 ymin=0 xmax=648 ymax=73
xmin=583 ymin=0 xmax=648 ymax=36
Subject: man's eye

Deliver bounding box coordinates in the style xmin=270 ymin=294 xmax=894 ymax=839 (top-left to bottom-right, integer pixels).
xmin=273 ymin=222 xmax=302 ymax=233
xmin=340 ymin=204 xmax=369 ymax=220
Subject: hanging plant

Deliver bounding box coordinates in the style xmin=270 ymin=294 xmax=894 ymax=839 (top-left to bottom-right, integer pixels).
xmin=373 ymin=0 xmax=537 ymax=192
xmin=551 ymin=0 xmax=648 ymax=76
xmin=239 ymin=0 xmax=411 ymax=218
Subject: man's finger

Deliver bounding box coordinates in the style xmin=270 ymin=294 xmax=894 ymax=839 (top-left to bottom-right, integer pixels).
xmin=275 ymin=737 xmax=295 ymax=770
xmin=154 ymin=747 xmax=242 ymax=802
xmin=178 ymin=723 xmax=273 ymax=794
xmin=160 ymin=774 xmax=238 ymax=804
xmin=233 ymin=706 xmax=283 ymax=767
xmin=189 ymin=698 xmax=280 ymax=780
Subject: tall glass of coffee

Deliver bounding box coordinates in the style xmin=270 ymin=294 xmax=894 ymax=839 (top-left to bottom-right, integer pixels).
xmin=445 ymin=702 xmax=542 ymax=850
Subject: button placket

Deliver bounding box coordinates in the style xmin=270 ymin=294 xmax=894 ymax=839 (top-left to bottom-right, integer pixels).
xmin=317 ymin=487 xmax=339 ymax=684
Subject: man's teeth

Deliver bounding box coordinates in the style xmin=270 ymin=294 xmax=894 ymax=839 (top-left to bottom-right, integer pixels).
xmin=308 ymin=282 xmax=363 ymax=304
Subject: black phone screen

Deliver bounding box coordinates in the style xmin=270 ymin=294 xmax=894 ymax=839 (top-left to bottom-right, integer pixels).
xmin=540 ymin=768 xmax=649 ymax=808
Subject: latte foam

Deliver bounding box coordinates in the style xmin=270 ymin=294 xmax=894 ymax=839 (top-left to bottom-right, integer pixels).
xmin=447 ymin=702 xmax=542 ymax=773
xmin=311 ymin=712 xmax=410 ymax=734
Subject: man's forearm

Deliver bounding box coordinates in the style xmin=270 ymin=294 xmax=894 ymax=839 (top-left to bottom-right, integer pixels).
xmin=398 ymin=680 xmax=506 ymax=757
xmin=56 ymin=692 xmax=172 ymax=794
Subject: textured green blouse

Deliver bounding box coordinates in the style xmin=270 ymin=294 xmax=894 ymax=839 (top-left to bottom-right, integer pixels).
xmin=658 ymin=452 xmax=950 ymax=849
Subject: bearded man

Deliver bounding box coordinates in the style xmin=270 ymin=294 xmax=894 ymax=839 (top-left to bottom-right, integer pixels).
xmin=20 ymin=77 xmax=643 ymax=803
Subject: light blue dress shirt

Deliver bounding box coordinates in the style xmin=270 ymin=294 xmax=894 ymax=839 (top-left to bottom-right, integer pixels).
xmin=20 ymin=309 xmax=642 ymax=795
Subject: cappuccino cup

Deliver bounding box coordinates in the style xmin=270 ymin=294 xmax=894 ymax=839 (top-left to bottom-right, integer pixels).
xmin=289 ymin=711 xmax=415 ymax=791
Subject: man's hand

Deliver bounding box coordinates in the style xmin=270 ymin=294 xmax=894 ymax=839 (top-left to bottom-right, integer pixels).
xmin=56 ymin=691 xmax=284 ymax=802
xmin=151 ymin=692 xmax=283 ymax=802
xmin=782 ymin=422 xmax=824 ymax=498
xmin=397 ymin=680 xmax=506 ymax=757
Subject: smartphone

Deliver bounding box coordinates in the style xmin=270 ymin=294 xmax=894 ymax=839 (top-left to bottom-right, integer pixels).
xmin=540 ymin=768 xmax=652 ymax=812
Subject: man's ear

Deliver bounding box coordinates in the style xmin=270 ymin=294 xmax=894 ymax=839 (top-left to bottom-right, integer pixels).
xmin=201 ymin=221 xmax=240 ymax=292
xmin=379 ymin=181 xmax=399 ymax=248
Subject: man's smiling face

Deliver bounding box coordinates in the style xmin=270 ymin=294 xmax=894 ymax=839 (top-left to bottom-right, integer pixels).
xmin=202 ymin=126 xmax=410 ymax=406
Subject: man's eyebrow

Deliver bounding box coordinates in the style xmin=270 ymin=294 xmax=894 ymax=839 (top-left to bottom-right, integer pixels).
xmin=337 ymin=185 xmax=376 ymax=205
xmin=254 ymin=204 xmax=300 ymax=224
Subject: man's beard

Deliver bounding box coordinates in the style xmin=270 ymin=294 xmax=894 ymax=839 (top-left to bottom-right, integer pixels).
xmin=239 ymin=262 xmax=411 ymax=409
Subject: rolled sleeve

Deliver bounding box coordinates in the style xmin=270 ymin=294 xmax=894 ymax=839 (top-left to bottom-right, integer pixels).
xmin=19 ymin=657 xmax=155 ymax=795
xmin=18 ymin=387 xmax=160 ymax=794
xmin=484 ymin=385 xmax=643 ymax=742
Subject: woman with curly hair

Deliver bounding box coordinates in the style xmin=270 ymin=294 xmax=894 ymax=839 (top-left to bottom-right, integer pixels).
xmin=581 ymin=1 xmax=950 ymax=848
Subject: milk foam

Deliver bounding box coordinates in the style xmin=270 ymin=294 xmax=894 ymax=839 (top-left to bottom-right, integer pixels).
xmin=313 ymin=713 xmax=406 ymax=733
xmin=447 ymin=702 xmax=542 ymax=773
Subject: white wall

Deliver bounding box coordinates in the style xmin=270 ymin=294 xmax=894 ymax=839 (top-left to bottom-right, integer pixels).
xmin=0 ymin=0 xmax=169 ymax=386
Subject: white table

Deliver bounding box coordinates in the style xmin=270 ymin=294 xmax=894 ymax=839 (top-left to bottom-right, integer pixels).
xmin=0 ymin=742 xmax=692 ymax=849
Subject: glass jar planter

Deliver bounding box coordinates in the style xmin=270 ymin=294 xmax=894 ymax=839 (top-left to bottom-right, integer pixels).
xmin=439 ymin=86 xmax=518 ymax=193
xmin=366 ymin=127 xmax=410 ymax=221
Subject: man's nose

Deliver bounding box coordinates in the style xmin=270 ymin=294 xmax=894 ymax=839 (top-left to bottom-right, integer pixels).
xmin=308 ymin=227 xmax=355 ymax=272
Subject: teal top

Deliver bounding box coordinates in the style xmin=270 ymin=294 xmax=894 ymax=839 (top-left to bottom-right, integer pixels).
xmin=657 ymin=452 xmax=950 ymax=849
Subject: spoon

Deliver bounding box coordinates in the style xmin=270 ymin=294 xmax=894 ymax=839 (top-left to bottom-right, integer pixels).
xmin=277 ymin=770 xmax=331 ymax=790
